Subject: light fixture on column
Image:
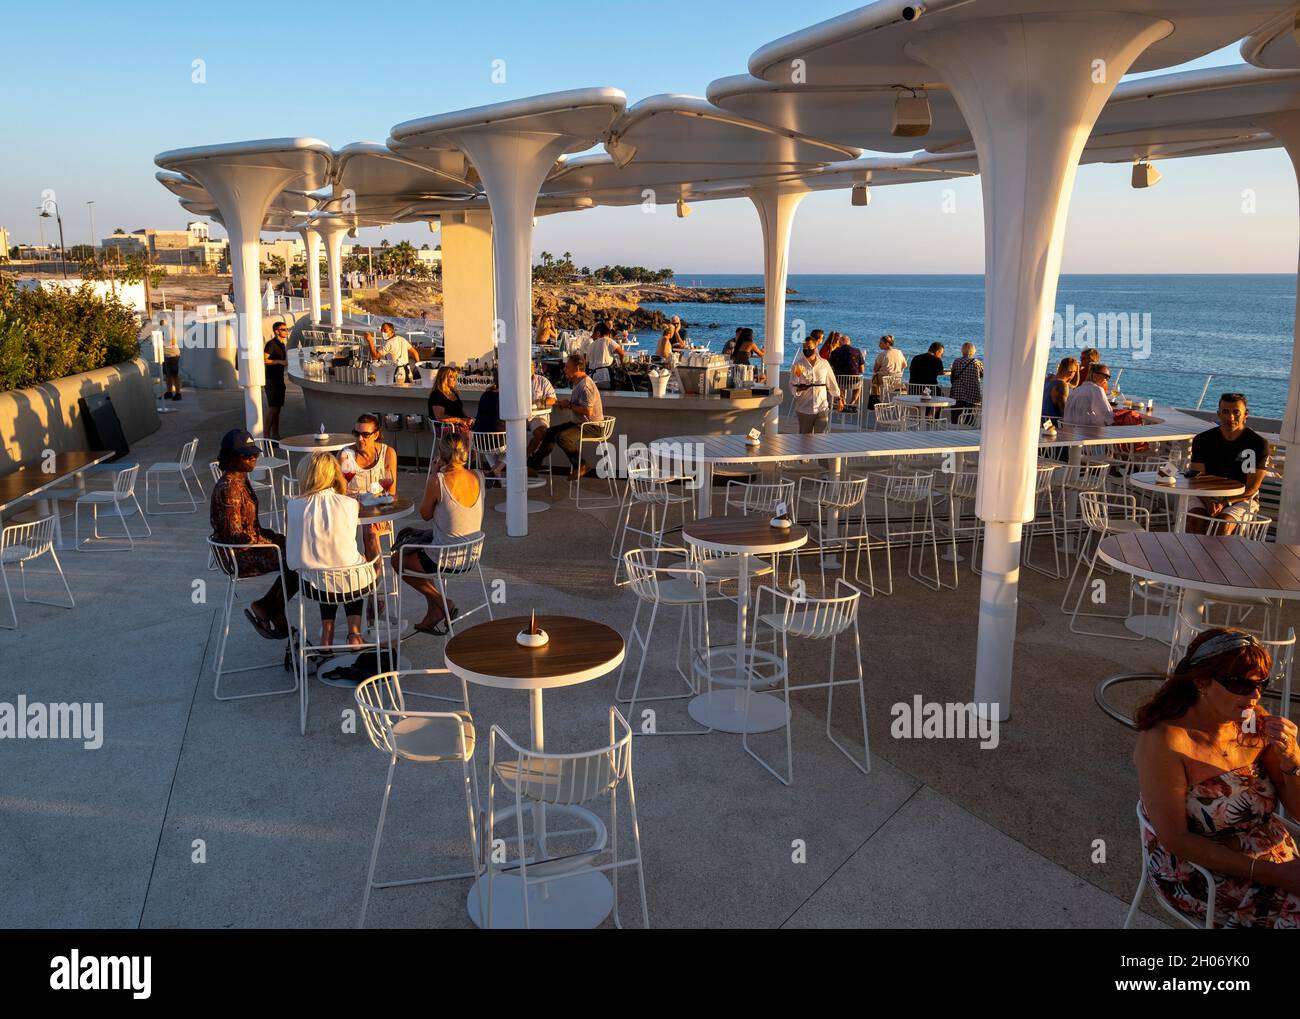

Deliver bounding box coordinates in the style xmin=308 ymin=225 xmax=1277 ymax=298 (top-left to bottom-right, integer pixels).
xmin=901 ymin=0 xmax=978 ymax=21
xmin=429 ymin=218 xmax=440 ymax=233
xmin=347 ymin=226 xmax=358 ymax=239
xmin=892 ymin=88 xmax=932 ymax=137
xmin=676 ymin=198 xmax=692 ymax=218
xmin=851 ymin=182 xmax=872 ymax=207
xmin=603 ymin=133 xmax=637 ymax=169
xmin=1131 ymin=159 xmax=1162 ymax=189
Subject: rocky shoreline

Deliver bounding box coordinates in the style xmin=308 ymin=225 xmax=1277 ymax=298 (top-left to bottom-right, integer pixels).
xmin=357 ymin=279 xmax=798 ymax=331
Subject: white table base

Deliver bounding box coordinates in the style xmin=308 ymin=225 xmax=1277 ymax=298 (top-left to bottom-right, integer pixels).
xmin=689 ymin=647 xmax=790 ymax=734
xmin=467 ymin=866 xmax=613 ymax=929
xmin=494 ymin=499 xmax=549 ymax=515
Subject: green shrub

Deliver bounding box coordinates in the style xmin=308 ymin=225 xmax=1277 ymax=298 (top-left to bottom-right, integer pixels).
xmin=0 ymin=275 xmax=140 ymax=391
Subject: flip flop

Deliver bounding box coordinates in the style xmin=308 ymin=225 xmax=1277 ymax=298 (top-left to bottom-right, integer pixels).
xmin=245 ymin=608 xmax=287 ymax=641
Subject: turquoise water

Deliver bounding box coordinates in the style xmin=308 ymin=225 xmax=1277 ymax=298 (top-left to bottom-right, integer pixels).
xmin=642 ymin=274 xmax=1297 ymax=418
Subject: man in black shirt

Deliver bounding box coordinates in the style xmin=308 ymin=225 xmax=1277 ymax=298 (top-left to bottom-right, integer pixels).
xmin=1188 ymin=392 xmax=1271 ymax=535
xmin=909 ymin=342 xmax=945 ymax=387
xmin=828 ymin=335 xmax=865 ymax=410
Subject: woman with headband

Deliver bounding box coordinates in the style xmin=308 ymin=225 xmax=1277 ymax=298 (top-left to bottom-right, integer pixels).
xmin=1134 ymin=628 xmax=1300 ymax=927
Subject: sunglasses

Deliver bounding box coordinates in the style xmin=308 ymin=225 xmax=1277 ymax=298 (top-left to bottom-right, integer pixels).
xmin=1214 ymin=675 xmax=1270 ymax=696
xmin=352 ymin=429 xmax=378 ymax=438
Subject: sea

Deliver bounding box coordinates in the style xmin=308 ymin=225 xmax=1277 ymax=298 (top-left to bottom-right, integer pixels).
xmin=640 ymin=274 xmax=1297 ymax=419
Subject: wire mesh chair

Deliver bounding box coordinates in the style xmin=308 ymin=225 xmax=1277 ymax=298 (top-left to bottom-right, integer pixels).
xmin=610 ymin=450 xmax=693 ymax=585
xmin=296 ymin=557 xmax=383 ymax=735
xmin=208 ymin=538 xmax=298 ymax=702
xmin=615 ymin=548 xmax=712 ymax=735
xmin=394 ymin=532 xmax=493 ymax=639
xmin=871 ymin=401 xmax=906 ymax=432
xmin=145 ymin=437 xmax=204 ymax=514
xmin=354 ymin=669 xmax=481 ymax=928
xmin=1123 ymin=802 xmax=1217 ymax=930
xmin=1021 ymin=462 xmax=1064 ymax=578
xmin=792 ymin=474 xmax=870 ymax=594
xmin=75 ymin=464 xmax=151 ymax=551
xmin=933 ymin=468 xmax=982 ymax=587
xmin=743 ymin=580 xmax=869 ymax=785
xmin=862 ymin=470 xmax=941 ymax=594
xmin=486 ymin=707 xmax=649 ymax=928
xmin=0 ymin=515 xmax=74 ymax=629
xmin=1061 ymin=491 xmax=1150 ymax=639
xmin=569 ymin=417 xmax=620 ymax=510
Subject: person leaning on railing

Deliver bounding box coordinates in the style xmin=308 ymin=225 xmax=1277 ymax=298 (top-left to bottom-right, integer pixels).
xmin=947 ymin=341 xmax=983 ymax=422
xmin=1134 ymin=628 xmax=1300 ymax=928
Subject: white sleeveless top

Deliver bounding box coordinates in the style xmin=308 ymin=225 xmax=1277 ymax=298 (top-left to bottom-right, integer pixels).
xmin=347 ymin=442 xmax=390 ymax=493
xmin=432 ymin=470 xmax=485 ymax=545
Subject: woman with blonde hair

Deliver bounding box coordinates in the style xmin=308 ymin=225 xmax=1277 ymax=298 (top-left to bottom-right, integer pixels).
xmin=392 ymin=432 xmax=485 ymax=635
xmin=655 ymin=324 xmax=676 ymax=362
xmin=535 ymin=314 xmax=558 ymax=346
xmin=285 ymin=452 xmax=376 ymax=654
xmin=427 ymin=364 xmax=473 ymax=433
xmin=1134 ymin=628 xmax=1300 ymax=927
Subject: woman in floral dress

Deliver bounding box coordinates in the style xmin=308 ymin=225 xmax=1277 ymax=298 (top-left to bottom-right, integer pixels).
xmin=1135 ymin=628 xmax=1300 ymax=927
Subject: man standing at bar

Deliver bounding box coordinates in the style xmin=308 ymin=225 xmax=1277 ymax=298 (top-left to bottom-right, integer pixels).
xmin=790 ymin=335 xmax=841 ymax=434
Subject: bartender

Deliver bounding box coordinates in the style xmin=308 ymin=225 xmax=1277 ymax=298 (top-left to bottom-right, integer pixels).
xmin=585 ymin=321 xmax=626 ymax=390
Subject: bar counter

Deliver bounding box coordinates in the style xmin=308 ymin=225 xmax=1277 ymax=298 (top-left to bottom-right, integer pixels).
xmin=290 ymin=362 xmax=780 ymax=462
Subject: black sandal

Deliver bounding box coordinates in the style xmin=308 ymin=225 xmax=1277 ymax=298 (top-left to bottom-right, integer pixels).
xmin=246 ymin=607 xmax=287 ymax=641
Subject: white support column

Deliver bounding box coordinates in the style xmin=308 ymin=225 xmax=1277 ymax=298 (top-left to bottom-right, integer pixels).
xmin=313 ymin=218 xmax=350 ymax=334
xmin=907 ymin=13 xmax=1170 ymax=719
xmin=180 ymin=165 xmax=305 ymax=437
xmin=1258 ymin=111 xmax=1300 ymax=545
xmin=750 ymin=185 xmax=807 ymax=435
xmin=299 ymin=226 xmax=322 ymax=326
xmin=455 ymin=132 xmax=576 ymax=537
xmin=440 ymin=209 xmax=496 ymax=365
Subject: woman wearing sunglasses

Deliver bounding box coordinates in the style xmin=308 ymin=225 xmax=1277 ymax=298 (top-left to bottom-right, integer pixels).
xmin=1135 ymin=628 xmax=1300 ymax=927
xmin=342 ymin=414 xmax=398 ymax=565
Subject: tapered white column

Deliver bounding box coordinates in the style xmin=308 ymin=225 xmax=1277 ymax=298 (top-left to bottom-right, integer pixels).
xmin=907 ymin=13 xmax=1170 ymax=719
xmin=455 ymin=133 xmax=575 ymax=536
xmin=750 ymin=185 xmax=807 ymax=435
xmin=1258 ymin=111 xmax=1300 ymax=545
xmin=314 ymin=218 xmax=350 ymax=334
xmin=177 ymin=165 xmax=305 ymax=436
xmin=298 ymin=226 xmax=322 ymax=325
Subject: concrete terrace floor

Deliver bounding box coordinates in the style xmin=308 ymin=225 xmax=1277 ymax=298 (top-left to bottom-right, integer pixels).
xmin=8 ymin=383 xmax=1278 ymax=929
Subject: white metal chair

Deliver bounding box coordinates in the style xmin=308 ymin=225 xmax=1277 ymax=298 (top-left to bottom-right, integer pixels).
xmin=862 ymin=470 xmax=941 ymax=594
xmin=296 ymin=557 xmax=382 ymax=735
xmin=1062 ymin=491 xmax=1150 ymax=639
xmin=253 ymin=438 xmax=288 ymax=526
xmin=144 ymin=438 xmax=204 ymax=514
xmin=569 ymin=417 xmax=619 ymax=510
xmin=743 ymin=580 xmax=870 ymax=785
xmin=75 ymin=464 xmax=151 ymax=551
xmin=470 ymin=429 xmax=507 ymax=481
xmin=792 ymin=474 xmax=870 ymax=594
xmin=933 ymin=468 xmax=982 ymax=587
xmin=610 ymin=455 xmax=693 ymax=585
xmin=832 ymin=374 xmax=865 ymax=430
xmin=354 ymin=669 xmax=482 ymax=928
xmin=486 ymin=707 xmax=649 ymax=928
xmin=1053 ymin=460 xmax=1109 ymax=549
xmin=0 ymin=515 xmax=74 ymax=629
xmin=209 ymin=460 xmax=277 ymax=526
xmin=1021 ymin=462 xmax=1064 ymax=578
xmin=870 ymin=400 xmax=905 ymax=432
xmin=208 ymin=538 xmax=299 ymax=702
xmin=394 ymin=532 xmax=492 ymax=638
xmin=616 ymin=548 xmax=712 ymax=735
xmin=1123 ymin=801 xmax=1218 ymax=929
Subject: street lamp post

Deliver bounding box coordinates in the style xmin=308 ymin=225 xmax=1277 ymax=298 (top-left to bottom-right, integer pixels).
xmin=38 ymin=202 xmax=67 ymax=279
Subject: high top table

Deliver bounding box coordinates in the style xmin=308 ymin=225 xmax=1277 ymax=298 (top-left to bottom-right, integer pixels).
xmin=445 ymin=614 xmax=624 ymax=929
xmin=681 ymin=514 xmax=808 ymax=733
xmin=0 ymin=451 xmax=115 ymax=548
xmin=652 ymin=417 xmax=1203 ymax=518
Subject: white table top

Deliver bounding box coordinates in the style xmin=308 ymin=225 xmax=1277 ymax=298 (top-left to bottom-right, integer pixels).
xmin=1126 ymin=471 xmax=1245 ymax=499
xmin=895 ymin=394 xmax=956 ymax=407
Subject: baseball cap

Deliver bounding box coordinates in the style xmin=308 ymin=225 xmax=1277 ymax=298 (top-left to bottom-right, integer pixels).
xmin=220 ymin=428 xmax=259 ymax=457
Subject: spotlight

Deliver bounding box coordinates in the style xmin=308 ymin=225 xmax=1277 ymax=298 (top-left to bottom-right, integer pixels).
xmin=429 ymin=219 xmax=440 ymax=233
xmin=676 ymin=199 xmax=692 ymax=218
xmin=604 ymin=134 xmax=638 ymax=169
xmin=892 ymin=91 xmax=932 ymax=137
xmin=1131 ymin=160 xmax=1162 ymax=189
xmin=347 ymin=227 xmax=358 ymax=239
xmin=851 ymin=182 xmax=872 ymax=207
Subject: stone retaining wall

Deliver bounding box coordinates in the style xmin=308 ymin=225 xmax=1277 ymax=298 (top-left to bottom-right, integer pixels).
xmin=0 ymin=358 xmax=160 ymax=474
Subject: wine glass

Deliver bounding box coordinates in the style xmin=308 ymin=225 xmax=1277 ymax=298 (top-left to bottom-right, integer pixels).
xmin=379 ymin=472 xmax=394 ymax=497
xmin=339 ymin=449 xmax=357 ymax=490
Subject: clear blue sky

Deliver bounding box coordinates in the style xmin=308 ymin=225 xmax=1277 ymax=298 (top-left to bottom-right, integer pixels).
xmin=5 ymin=1 xmax=1296 ymax=274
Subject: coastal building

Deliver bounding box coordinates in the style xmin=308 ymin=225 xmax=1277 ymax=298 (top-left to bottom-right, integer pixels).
xmin=101 ymin=222 xmax=226 ymax=268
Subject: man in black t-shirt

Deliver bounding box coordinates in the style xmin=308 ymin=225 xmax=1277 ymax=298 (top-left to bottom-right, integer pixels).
xmin=909 ymin=342 xmax=945 ymax=387
xmin=1188 ymin=392 xmax=1271 ymax=535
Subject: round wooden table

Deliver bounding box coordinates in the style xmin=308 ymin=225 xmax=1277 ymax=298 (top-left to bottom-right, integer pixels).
xmin=1097 ymin=532 xmax=1300 ymax=648
xmin=1126 ymin=472 xmax=1245 ymax=533
xmin=681 ymin=515 xmax=809 ymax=734
xmin=445 ymin=614 xmax=624 ymax=929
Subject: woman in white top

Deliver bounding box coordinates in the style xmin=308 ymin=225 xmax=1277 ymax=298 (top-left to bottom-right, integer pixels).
xmin=392 ymin=433 xmax=485 ymax=635
xmin=286 ymin=453 xmax=376 ymax=651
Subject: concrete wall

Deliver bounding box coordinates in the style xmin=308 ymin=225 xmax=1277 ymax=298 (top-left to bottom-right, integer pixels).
xmin=0 ymin=358 xmax=160 ymax=474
